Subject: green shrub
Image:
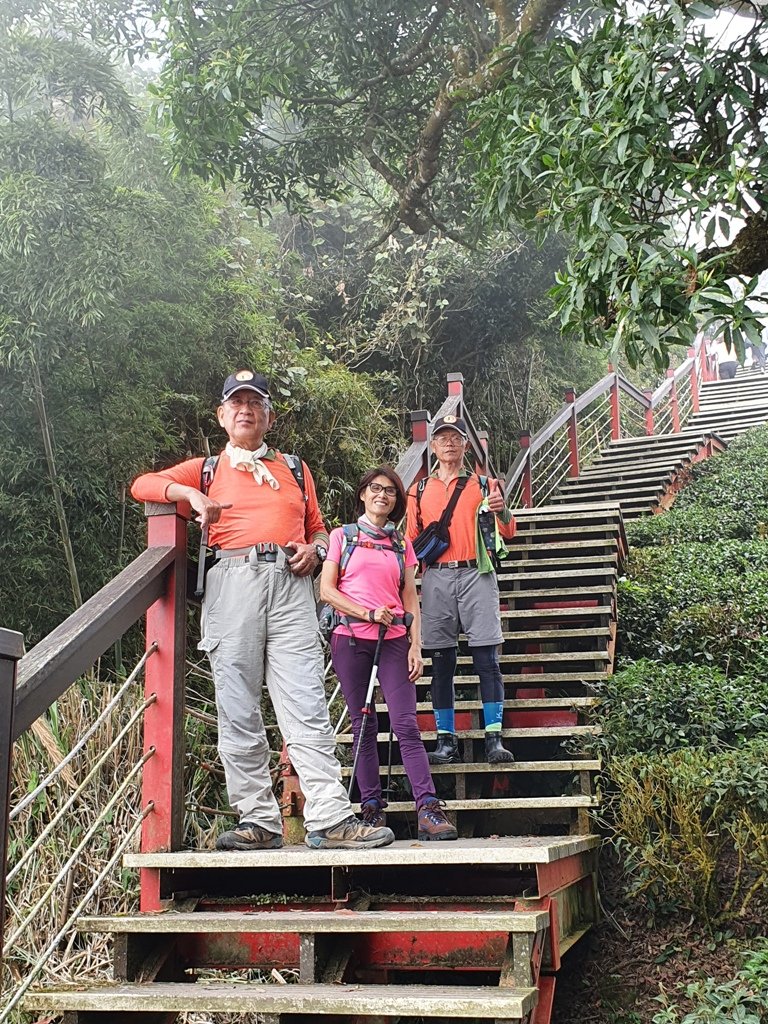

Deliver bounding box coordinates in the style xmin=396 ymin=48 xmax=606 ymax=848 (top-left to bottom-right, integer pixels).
xmin=625 ymin=425 xmax=768 ymax=548
xmin=596 ymin=660 xmax=768 ymax=757
xmin=604 ymin=742 xmax=768 ymax=921
xmin=652 ymin=941 xmax=768 ymax=1023
xmin=617 ymin=541 xmax=768 ymax=671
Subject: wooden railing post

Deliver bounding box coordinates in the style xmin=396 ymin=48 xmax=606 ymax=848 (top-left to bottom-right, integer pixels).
xmin=0 ymin=628 xmax=24 ymax=969
xmin=688 ymin=347 xmax=700 ymax=413
xmin=644 ymin=389 xmax=655 ymax=435
xmin=519 ymin=432 xmax=533 ymax=507
xmin=608 ymin=365 xmax=621 ymax=440
xmin=446 ymin=372 xmax=464 ymax=406
xmin=411 ymin=409 xmax=431 ymax=481
xmin=667 ymin=369 xmax=681 ymax=432
xmin=140 ymin=502 xmax=189 ymax=911
xmin=564 ymin=387 xmax=579 ymax=477
xmin=476 ymin=429 xmax=490 ymax=475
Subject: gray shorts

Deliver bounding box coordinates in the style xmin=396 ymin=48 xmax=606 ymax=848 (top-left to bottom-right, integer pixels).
xmin=421 ymin=567 xmax=503 ymax=648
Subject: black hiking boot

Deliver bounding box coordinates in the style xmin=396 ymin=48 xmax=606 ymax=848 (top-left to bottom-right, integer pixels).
xmin=428 ymin=733 xmax=461 ymax=765
xmin=485 ymin=731 xmax=514 ymax=763
xmin=360 ymin=798 xmax=386 ymax=828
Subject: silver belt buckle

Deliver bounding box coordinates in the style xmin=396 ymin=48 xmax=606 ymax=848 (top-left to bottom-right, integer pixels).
xmin=447 ymin=560 xmax=459 ymax=568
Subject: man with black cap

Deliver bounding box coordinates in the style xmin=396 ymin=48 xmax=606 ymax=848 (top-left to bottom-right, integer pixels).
xmin=132 ymin=370 xmax=394 ymax=851
xmin=405 ymin=414 xmax=517 ymax=765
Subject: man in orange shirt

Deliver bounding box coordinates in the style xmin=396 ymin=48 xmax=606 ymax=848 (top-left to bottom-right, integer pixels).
xmin=405 ymin=415 xmax=516 ymax=765
xmin=132 ymin=370 xmax=393 ymax=852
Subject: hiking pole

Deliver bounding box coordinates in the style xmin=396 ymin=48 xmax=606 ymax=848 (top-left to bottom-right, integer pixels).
xmin=384 ymin=611 xmax=414 ymax=801
xmin=194 ymin=524 xmax=209 ymax=600
xmin=347 ymin=622 xmax=387 ymax=798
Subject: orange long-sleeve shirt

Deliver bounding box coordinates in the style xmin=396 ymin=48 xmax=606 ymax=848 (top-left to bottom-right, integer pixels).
xmin=131 ymin=451 xmax=327 ymax=550
xmin=405 ymin=473 xmax=516 ymax=564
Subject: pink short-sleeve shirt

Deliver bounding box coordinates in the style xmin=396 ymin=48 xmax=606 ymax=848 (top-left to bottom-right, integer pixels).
xmin=327 ymin=527 xmax=417 ymax=641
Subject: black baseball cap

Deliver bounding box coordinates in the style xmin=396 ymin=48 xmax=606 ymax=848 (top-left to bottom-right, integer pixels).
xmin=221 ymin=370 xmax=270 ymax=402
xmin=431 ymin=414 xmax=468 ymax=439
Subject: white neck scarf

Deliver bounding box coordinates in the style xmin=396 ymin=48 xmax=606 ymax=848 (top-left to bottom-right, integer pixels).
xmin=226 ymin=441 xmax=279 ymax=490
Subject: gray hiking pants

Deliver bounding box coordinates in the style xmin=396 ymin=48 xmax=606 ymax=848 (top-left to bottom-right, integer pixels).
xmin=198 ymin=551 xmax=351 ymax=834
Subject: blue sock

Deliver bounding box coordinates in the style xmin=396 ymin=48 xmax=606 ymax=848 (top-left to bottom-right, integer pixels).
xmin=434 ymin=708 xmax=455 ymax=734
xmin=483 ymin=701 xmax=504 ymax=733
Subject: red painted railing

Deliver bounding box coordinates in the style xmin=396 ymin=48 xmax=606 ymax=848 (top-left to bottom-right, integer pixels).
xmin=503 ymin=337 xmax=716 ymax=507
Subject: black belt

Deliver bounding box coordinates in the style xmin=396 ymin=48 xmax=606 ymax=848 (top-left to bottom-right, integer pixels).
xmin=428 ymin=559 xmax=477 ymax=569
xmin=214 ymin=544 xmax=281 ymax=563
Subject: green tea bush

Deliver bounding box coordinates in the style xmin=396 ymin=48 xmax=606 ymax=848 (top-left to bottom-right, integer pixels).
xmin=617 ymin=541 xmax=768 ymax=670
xmin=625 ymin=426 xmax=768 ymax=548
xmin=652 ymin=941 xmax=768 ymax=1023
xmin=605 ymin=741 xmax=768 ymax=921
xmin=597 ymin=660 xmax=768 ymax=756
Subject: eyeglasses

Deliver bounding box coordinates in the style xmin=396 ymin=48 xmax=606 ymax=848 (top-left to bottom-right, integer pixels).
xmin=368 ymin=482 xmax=397 ymax=497
xmin=225 ymin=396 xmax=270 ymax=410
xmin=433 ymin=434 xmax=464 ymax=445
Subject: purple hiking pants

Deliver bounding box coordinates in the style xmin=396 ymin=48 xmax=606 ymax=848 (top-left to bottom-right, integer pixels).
xmin=330 ymin=633 xmax=435 ymax=808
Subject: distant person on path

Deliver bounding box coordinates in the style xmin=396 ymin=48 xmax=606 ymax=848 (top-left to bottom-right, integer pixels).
xmin=131 ymin=369 xmax=394 ymax=852
xmin=746 ymin=336 xmax=767 ymax=373
xmin=714 ymin=338 xmax=739 ymax=380
xmin=405 ymin=415 xmax=517 ymax=766
xmin=320 ymin=467 xmax=458 ymax=841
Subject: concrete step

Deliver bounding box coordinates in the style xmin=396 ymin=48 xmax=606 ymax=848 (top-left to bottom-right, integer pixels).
xmin=79 ymin=908 xmax=550 ymax=935
xmin=124 ymin=834 xmax=600 ymax=870
xmin=24 ymin=982 xmax=539 ymax=1019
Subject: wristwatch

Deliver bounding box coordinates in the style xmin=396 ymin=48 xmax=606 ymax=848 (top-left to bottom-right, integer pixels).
xmin=315 ymin=544 xmax=328 ymax=563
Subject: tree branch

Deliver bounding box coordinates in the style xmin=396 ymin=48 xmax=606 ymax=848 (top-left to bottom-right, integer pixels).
xmin=699 ymin=213 xmax=768 ymax=278
xmin=396 ymin=0 xmax=568 ymax=234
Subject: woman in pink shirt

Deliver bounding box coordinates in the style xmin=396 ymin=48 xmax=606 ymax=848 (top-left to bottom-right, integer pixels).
xmin=320 ymin=467 xmax=457 ymax=841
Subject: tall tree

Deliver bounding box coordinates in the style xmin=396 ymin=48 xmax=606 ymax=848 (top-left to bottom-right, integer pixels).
xmin=151 ymin=0 xmax=768 ymax=365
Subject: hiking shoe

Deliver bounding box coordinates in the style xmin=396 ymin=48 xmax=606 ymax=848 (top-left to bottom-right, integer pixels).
xmin=428 ymin=733 xmax=461 ymax=765
xmin=361 ymin=799 xmax=386 ymax=828
xmin=215 ymin=821 xmax=283 ymax=851
xmin=417 ymin=799 xmax=458 ymax=842
xmin=305 ymin=815 xmax=394 ymax=850
xmin=485 ymin=731 xmax=514 ymax=764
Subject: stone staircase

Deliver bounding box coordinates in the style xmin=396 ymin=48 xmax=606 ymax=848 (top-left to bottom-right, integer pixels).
xmin=25 ymin=502 xmax=620 ymax=1022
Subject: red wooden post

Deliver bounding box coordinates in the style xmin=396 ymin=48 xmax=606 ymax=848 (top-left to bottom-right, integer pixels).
xmin=688 ymin=347 xmax=700 ymax=414
xmin=446 ymin=372 xmax=464 ymax=402
xmin=644 ymin=389 xmax=655 ymax=435
xmin=0 ymin=629 xmax=24 ymax=968
xmin=411 ymin=409 xmax=430 ymax=481
xmin=476 ymin=429 xmax=490 ymax=475
xmin=564 ymin=387 xmax=579 ymax=477
xmin=140 ymin=502 xmax=189 ymax=911
xmin=667 ymin=369 xmax=681 ymax=432
xmin=519 ymin=432 xmax=533 ymax=507
xmin=608 ymin=365 xmax=621 ymax=440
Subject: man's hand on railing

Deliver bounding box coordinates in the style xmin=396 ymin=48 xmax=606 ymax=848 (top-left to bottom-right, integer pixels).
xmin=166 ymin=483 xmax=232 ymax=526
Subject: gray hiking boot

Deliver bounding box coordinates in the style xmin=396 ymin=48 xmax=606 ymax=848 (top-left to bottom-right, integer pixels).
xmin=305 ymin=815 xmax=394 ymax=850
xmin=215 ymin=821 xmax=283 ymax=851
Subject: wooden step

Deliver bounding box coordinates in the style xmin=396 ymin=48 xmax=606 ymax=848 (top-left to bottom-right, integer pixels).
xmin=342 ymin=759 xmax=601 ymax=777
xmin=406 ymin=698 xmax=599 ymax=710
xmin=501 ymin=626 xmax=612 ymax=640
xmin=497 ymin=585 xmax=614 ymax=601
xmin=512 ymin=501 xmax=621 ymax=516
xmin=371 ymin=796 xmax=598 ymax=812
xmin=335 ymin=726 xmax=601 ymax=744
xmin=503 ymin=523 xmax=620 ymax=537
xmin=422 ymin=651 xmax=610 ymax=666
xmin=505 ymin=539 xmax=620 ymax=552
xmin=124 ymin=834 xmax=600 ymax=870
xmin=496 ymin=555 xmax=617 ymax=571
xmin=24 ymin=982 xmax=538 ymax=1019
xmin=497 ymin=567 xmax=616 ymax=582
xmin=79 ymin=908 xmax=550 ymax=934
xmin=415 ymin=674 xmax=605 ymax=688
xmin=499 ymin=606 xmax=612 ymax=619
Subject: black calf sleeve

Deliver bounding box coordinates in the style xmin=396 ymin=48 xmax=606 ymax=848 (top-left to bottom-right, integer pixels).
xmin=471 ymin=644 xmax=504 ymax=704
xmin=427 ymin=646 xmax=457 ymax=709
